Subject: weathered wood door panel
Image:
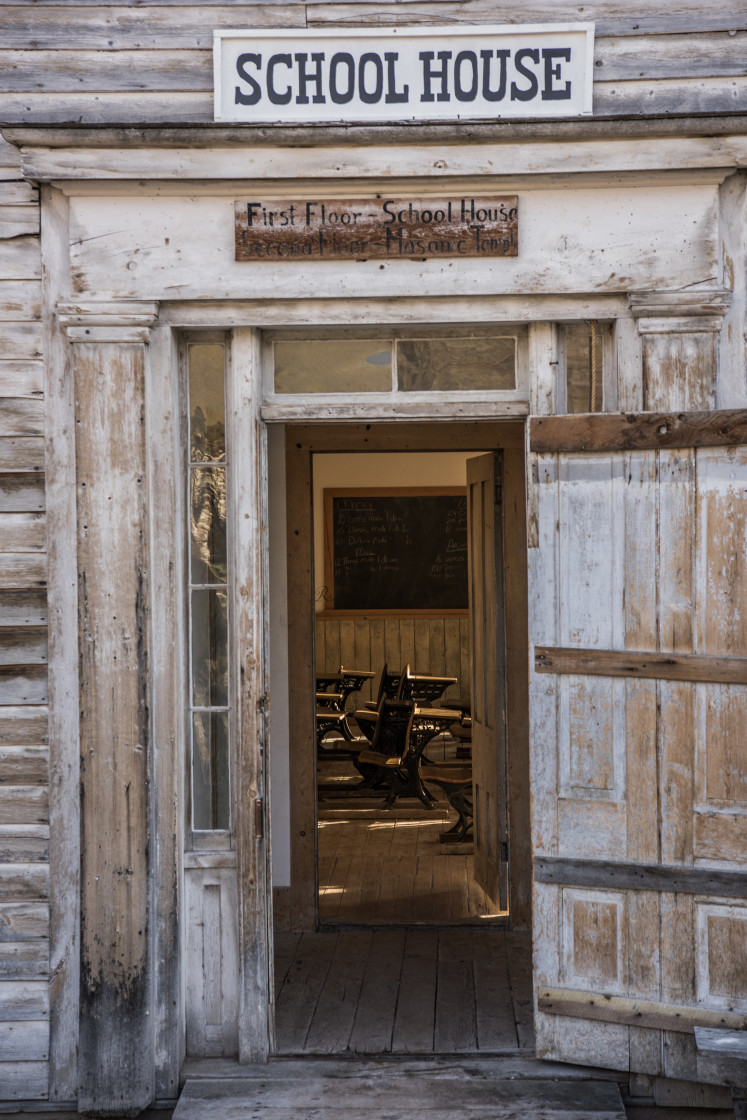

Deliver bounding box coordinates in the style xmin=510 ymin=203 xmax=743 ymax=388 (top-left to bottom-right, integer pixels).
xmin=529 ymin=417 xmax=747 ymax=1083
xmin=466 ymin=452 xmax=508 ymax=911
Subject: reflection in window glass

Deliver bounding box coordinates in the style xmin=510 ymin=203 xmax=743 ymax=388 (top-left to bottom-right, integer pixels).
xmin=191 ymin=589 xmax=228 ymax=708
xmin=188 ymin=342 xmax=230 ymax=833
xmin=274 ymin=339 xmax=392 ymax=393
xmin=190 ymin=467 xmax=227 ymax=584
xmin=189 ymin=345 xmax=226 ymax=461
xmin=397 ymin=337 xmax=516 ymax=392
xmin=566 ymin=322 xmax=605 ymax=413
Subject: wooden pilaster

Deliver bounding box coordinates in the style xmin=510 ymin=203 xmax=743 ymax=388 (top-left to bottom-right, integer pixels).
xmin=58 ymin=300 xmax=159 ymax=1115
xmin=628 ymin=289 xmax=731 ymax=411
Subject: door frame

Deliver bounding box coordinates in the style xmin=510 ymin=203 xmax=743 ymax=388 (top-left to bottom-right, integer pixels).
xmin=282 ymin=420 xmax=531 ymax=933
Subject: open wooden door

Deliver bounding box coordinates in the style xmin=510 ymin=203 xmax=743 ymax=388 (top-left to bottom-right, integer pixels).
xmin=466 ymin=452 xmax=509 ymax=913
xmin=528 ymin=404 xmax=747 ymax=1089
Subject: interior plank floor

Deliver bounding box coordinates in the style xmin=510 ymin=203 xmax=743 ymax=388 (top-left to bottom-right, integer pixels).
xmin=317 ymin=813 xmax=503 ymax=925
xmin=273 ymin=928 xmax=534 ymax=1056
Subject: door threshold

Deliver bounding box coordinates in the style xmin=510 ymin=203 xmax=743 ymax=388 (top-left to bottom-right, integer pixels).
xmin=180 ymin=1052 xmax=629 ymax=1083
xmin=316 ymin=917 xmax=510 ymax=929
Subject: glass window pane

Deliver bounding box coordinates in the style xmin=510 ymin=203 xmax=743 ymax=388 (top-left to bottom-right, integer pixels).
xmin=191 ymin=588 xmax=228 ymax=707
xmin=189 ymin=344 xmax=226 ymax=462
xmin=190 ymin=466 xmax=227 ymax=584
xmin=397 ymin=337 xmax=516 ymax=392
xmin=566 ymin=322 xmax=604 ymax=413
xmin=274 ymin=339 xmax=392 ymax=394
xmin=192 ymin=711 xmax=230 ymax=830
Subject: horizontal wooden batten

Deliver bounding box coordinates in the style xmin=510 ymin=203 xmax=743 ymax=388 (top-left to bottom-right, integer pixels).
xmin=534 ymin=856 xmax=747 ymax=898
xmin=0 ymin=399 xmax=44 ymax=439
xmin=0 ymin=786 xmax=48 ymax=826
xmin=0 ymin=629 xmax=48 ymax=666
xmin=0 ymin=1019 xmax=48 ymax=1062
xmin=0 ymin=863 xmax=48 ymax=901
xmin=0 ymin=746 xmax=48 ymax=785
xmin=530 ymin=408 xmax=747 ymax=453
xmin=0 ymin=439 xmax=44 ymax=473
xmin=0 ymin=1059 xmax=48 ymax=1100
xmin=0 ymin=474 xmax=44 ymax=512
xmin=0 ymin=707 xmax=47 ymax=746
xmin=0 ymin=902 xmax=48 ymax=941
xmin=0 ymin=282 xmax=42 ymax=321
xmin=0 ymin=554 xmax=47 ymax=590
xmin=534 ymin=646 xmax=747 ymax=685
xmin=538 ymin=987 xmax=747 ymax=1034
xmin=0 ymin=826 xmax=49 ymax=865
xmin=0 ymin=940 xmax=49 ymax=980
xmin=0 ymin=667 xmax=48 ymax=706
xmin=0 ymin=34 xmax=743 ymax=91
xmin=2 ymin=77 xmax=745 ymax=125
xmin=0 ymin=979 xmax=47 ymax=1021
xmin=0 ymin=513 xmax=46 ymax=553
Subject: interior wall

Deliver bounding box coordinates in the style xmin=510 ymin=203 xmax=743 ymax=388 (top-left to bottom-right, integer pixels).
xmin=313 ymin=451 xmax=476 ymax=611
xmin=268 ymin=425 xmax=291 ymax=887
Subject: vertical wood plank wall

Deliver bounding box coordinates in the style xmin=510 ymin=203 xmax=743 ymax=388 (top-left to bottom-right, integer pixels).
xmin=315 ymin=616 xmax=470 ymax=706
xmin=0 ymin=134 xmax=49 ymax=1100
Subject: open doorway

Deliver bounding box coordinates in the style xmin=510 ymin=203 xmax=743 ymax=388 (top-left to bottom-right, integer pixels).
xmin=269 ymin=420 xmax=532 ymax=1056
xmin=311 ymin=449 xmax=505 ymax=927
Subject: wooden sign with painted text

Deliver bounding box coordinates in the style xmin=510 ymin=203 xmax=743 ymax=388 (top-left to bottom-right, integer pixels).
xmin=215 ymin=25 xmax=594 ymax=124
xmin=234 ymin=196 xmax=518 ymax=262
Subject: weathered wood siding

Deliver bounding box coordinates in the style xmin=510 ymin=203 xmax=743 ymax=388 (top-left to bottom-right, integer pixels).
xmin=0 ymin=2 xmax=746 ymax=125
xmin=0 ymin=133 xmax=48 ymax=1101
xmin=315 ymin=616 xmax=470 ymax=706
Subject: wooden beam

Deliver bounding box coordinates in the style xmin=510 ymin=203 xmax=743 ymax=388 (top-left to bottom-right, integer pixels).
xmin=534 ymin=646 xmax=747 ymax=685
xmin=529 ymin=408 xmax=747 ymax=453
xmin=534 ymin=857 xmax=747 ymax=899
xmin=696 ymin=1027 xmax=747 ymax=1060
xmin=695 ymin=1027 xmax=747 ymax=1089
xmin=538 ymin=987 xmax=747 ymax=1034
xmin=286 ymin=421 xmax=526 ymax=453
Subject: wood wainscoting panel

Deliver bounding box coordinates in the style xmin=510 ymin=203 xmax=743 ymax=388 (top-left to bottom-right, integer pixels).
xmin=185 ymin=867 xmax=239 ymax=1059
xmin=315 ymin=616 xmax=470 ymax=706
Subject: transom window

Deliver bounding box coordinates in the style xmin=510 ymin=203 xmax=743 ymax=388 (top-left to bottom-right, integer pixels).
xmin=264 ymin=325 xmax=527 ymax=402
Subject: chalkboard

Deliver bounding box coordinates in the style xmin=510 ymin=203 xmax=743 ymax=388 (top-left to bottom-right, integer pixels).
xmin=323 ymin=488 xmax=468 ymax=613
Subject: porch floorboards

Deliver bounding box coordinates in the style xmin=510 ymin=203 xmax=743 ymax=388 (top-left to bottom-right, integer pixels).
xmin=175 ymin=1058 xmax=627 ymax=1119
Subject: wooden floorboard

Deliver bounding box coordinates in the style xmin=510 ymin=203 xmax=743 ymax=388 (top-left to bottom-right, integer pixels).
xmin=504 ymin=930 xmax=535 ymax=1050
xmin=391 ymin=930 xmax=438 ymax=1054
xmin=318 ymin=813 xmax=501 ymax=926
xmin=434 ymin=928 xmax=478 ymax=1053
xmin=275 ymin=928 xmax=526 ymax=1057
xmin=472 ymin=930 xmax=518 ymax=1051
xmin=348 ymin=928 xmax=406 ymax=1055
xmin=304 ymin=929 xmax=373 ymax=1054
xmin=273 ymin=931 xmax=302 ymax=1000
xmin=274 ymin=932 xmax=338 ymax=1052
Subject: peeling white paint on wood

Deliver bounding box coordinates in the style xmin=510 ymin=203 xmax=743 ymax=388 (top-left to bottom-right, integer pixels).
xmin=67 ymin=185 xmax=719 ymax=302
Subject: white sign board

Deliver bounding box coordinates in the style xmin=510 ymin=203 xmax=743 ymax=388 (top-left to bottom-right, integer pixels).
xmin=214 ymin=24 xmax=594 ymax=124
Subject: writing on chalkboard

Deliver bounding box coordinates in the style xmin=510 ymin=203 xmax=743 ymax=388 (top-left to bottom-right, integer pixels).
xmin=324 ymin=488 xmax=468 ymax=612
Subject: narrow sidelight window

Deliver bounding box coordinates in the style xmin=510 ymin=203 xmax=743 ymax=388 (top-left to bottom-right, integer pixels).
xmin=563 ymin=321 xmax=611 ymax=413
xmin=187 ymin=343 xmax=230 ymax=831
